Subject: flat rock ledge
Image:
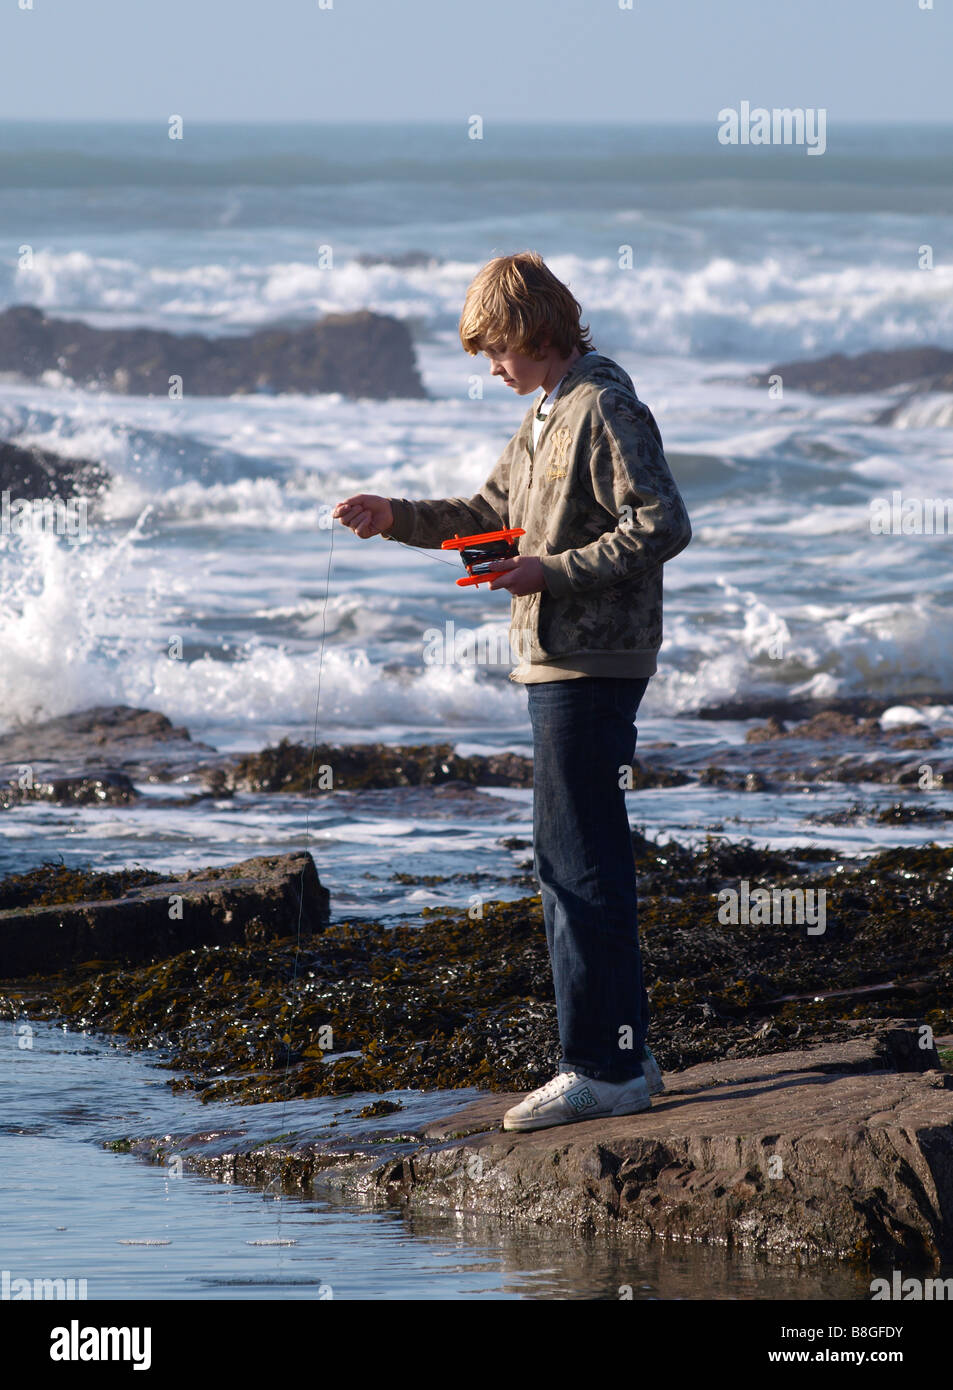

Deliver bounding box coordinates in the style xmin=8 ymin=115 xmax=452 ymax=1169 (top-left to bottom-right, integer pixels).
xmin=123 ymin=1031 xmax=953 ymax=1268
xmin=0 ymin=852 xmax=328 ymax=977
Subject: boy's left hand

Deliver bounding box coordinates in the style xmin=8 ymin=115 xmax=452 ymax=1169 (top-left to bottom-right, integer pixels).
xmin=488 ymin=556 xmax=548 ymax=595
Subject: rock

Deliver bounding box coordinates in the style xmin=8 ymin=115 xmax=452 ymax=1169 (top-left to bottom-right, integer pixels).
xmin=8 ymin=831 xmax=952 ymax=1107
xmin=347 ymin=1031 xmax=953 ymax=1264
xmin=625 ymin=759 xmax=692 ymax=790
xmin=0 ymin=852 xmax=329 ymax=977
xmin=635 ymin=703 xmax=953 ymax=789
xmin=0 ymin=304 xmax=425 ymax=400
xmin=698 ymin=694 xmax=952 ymax=723
xmin=746 ymin=346 xmax=953 ymax=397
xmin=358 ymin=1099 xmax=403 ymax=1118
xmin=0 ymin=705 xmax=220 ymax=791
xmin=747 ymin=710 xmax=883 ymax=743
xmin=1 ymin=770 xmax=137 ymax=808
xmin=0 ymin=439 xmax=109 ymax=499
xmin=228 ymin=740 xmax=691 ymax=794
xmin=744 ymin=716 xmax=787 ymax=742
xmin=876 ymin=802 xmax=953 ymax=825
xmin=118 ymin=1032 xmax=953 ymax=1268
xmin=227 ymin=738 xmax=535 ymax=792
xmin=353 ymin=250 xmax=440 ymax=268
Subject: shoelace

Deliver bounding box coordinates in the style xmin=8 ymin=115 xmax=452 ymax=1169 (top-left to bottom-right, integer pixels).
xmin=532 ymin=1071 xmax=579 ymax=1103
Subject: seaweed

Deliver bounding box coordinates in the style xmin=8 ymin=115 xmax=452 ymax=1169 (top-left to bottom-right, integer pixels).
xmin=2 ymin=836 xmax=950 ymax=1106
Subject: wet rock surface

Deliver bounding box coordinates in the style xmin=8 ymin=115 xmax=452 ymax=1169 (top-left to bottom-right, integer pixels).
xmin=0 ymin=303 xmax=425 ymax=399
xmin=112 ymin=1032 xmax=953 ymax=1267
xmin=696 ymin=692 xmax=953 ymax=723
xmin=1 ymin=770 xmax=139 ymax=809
xmin=0 ymin=852 xmax=328 ymax=976
xmin=0 ymin=706 xmax=221 ymax=798
xmin=638 ymin=706 xmax=953 ymax=789
xmin=353 ymin=250 xmax=440 ymax=268
xmin=350 ymin=1039 xmax=953 ymax=1265
xmin=227 ymin=737 xmax=535 ymax=792
xmin=8 ymin=699 xmax=952 ymax=802
xmin=0 ymin=437 xmax=110 ymax=499
xmin=746 ymin=345 xmax=953 ymax=397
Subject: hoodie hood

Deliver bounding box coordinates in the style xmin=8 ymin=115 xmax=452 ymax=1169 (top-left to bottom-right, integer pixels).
xmin=519 ymin=352 xmax=638 ymax=435
xmin=546 ymin=350 xmax=636 ymax=400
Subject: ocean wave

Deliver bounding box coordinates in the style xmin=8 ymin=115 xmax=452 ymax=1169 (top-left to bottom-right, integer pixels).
xmin=6 ymin=247 xmax=953 ymax=364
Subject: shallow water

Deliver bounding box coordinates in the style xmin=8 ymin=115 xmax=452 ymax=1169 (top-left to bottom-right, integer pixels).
xmin=2 ymin=774 xmax=951 ymax=911
xmin=0 ymin=1021 xmax=907 ymax=1300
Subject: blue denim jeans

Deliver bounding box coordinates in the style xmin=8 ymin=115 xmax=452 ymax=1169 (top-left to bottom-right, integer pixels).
xmin=526 ymin=675 xmax=651 ymax=1083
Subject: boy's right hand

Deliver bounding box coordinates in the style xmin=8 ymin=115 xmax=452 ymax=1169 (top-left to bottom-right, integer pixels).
xmin=333 ymin=494 xmax=394 ymax=538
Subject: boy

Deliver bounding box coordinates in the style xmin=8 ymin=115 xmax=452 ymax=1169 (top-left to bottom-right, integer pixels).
xmin=334 ymin=251 xmax=692 ymax=1132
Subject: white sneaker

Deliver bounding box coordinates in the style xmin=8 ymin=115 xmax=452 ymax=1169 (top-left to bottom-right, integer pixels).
xmin=503 ymin=1069 xmax=652 ymax=1133
xmin=641 ymin=1045 xmax=665 ymax=1096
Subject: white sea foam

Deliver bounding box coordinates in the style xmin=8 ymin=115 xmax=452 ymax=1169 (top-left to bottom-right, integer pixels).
xmin=12 ymin=247 xmax=953 ymax=362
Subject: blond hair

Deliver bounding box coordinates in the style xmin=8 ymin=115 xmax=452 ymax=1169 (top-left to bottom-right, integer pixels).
xmin=458 ymin=251 xmax=594 ymax=360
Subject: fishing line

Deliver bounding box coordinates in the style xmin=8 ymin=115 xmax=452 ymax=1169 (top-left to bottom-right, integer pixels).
xmin=393 ymin=536 xmax=460 ymax=567
xmin=267 ymin=520 xmax=474 ymax=1257
xmin=267 ymin=518 xmax=335 ymax=1252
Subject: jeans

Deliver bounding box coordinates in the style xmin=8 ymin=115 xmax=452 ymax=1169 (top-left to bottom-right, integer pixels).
xmin=527 ymin=675 xmax=651 ymax=1083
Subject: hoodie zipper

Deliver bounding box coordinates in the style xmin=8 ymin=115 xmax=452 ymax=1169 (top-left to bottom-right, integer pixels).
xmin=526 ymin=393 xmax=558 ymax=489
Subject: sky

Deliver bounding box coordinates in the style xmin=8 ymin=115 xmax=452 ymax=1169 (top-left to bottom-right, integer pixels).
xmin=0 ymin=0 xmax=950 ymax=124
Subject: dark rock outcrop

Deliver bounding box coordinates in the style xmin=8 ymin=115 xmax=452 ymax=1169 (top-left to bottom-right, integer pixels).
xmin=353 ymin=250 xmax=439 ymax=268
xmin=746 ymin=346 xmax=953 ymax=397
xmin=227 ymin=738 xmax=535 ymax=792
xmin=637 ymin=703 xmax=953 ymax=790
xmin=4 ymin=698 xmax=953 ymax=809
xmin=1 ymin=770 xmax=138 ymax=809
xmin=228 ymin=738 xmax=687 ymax=793
xmin=697 ymin=693 xmax=952 ymax=722
xmin=0 ymin=438 xmax=109 ymax=499
xmin=0 ymin=304 xmax=425 ymax=399
xmin=0 ymin=852 xmax=329 ymax=977
xmin=0 ymin=706 xmax=219 ymax=794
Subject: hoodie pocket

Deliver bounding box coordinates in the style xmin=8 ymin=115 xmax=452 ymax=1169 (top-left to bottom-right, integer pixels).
xmin=510 ymin=590 xmax=545 ymax=664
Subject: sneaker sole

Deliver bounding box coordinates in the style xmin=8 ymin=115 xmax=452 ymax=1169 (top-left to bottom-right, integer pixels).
xmin=642 ymin=1062 xmax=665 ymax=1096
xmin=503 ymin=1094 xmax=652 ymax=1132
xmin=611 ymin=1094 xmax=653 ymax=1116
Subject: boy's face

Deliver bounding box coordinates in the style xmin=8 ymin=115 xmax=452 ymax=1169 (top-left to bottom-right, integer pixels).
xmin=482 ymin=340 xmax=551 ymax=396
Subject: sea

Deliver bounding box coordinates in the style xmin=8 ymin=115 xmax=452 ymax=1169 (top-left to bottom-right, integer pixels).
xmin=0 ymin=122 xmax=951 ymax=1301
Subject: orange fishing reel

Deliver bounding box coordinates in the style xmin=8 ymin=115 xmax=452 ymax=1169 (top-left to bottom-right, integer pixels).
xmin=441 ymin=527 xmax=526 ymax=587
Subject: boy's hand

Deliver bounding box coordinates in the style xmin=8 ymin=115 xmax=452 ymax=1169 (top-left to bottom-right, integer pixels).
xmin=333 ymin=494 xmax=394 ymax=538
xmin=488 ymin=556 xmax=548 ymax=595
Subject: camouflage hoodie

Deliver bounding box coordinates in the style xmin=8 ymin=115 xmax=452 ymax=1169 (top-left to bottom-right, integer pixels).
xmin=384 ymin=351 xmax=692 ymax=682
